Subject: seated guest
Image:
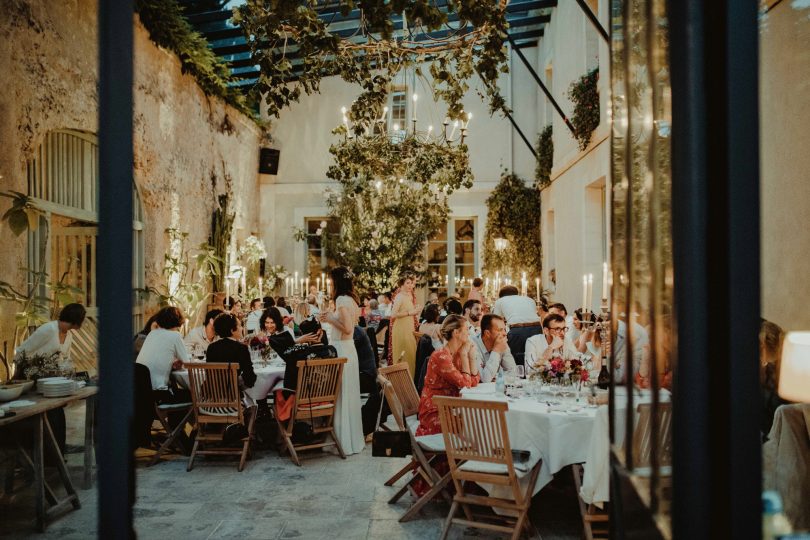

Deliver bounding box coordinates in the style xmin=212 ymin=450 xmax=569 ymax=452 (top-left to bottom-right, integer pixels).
xmin=549 ymin=302 xmax=577 ymax=350
xmin=133 ymin=312 xmax=160 ymax=359
xmin=760 ymin=319 xmax=786 ymax=439
xmin=136 ymin=306 xmax=190 ymax=392
xmin=262 ymin=296 xmax=275 ymax=310
xmin=472 ymin=314 xmax=517 ymax=383
xmin=466 ymin=277 xmax=484 ymax=303
xmin=537 ymin=300 xmax=549 ymax=325
xmin=306 ymin=294 xmax=321 ymax=315
xmin=275 ymin=297 xmax=291 ymax=318
xmin=419 ymin=304 xmax=442 ymax=341
xmin=293 ymin=301 xmax=312 ymax=327
xmin=205 ymin=312 xmax=256 ymax=389
xmin=184 ymin=309 xmax=223 ymax=354
xmin=245 ymin=298 xmax=263 ymax=334
xmin=463 ymin=299 xmax=482 ymax=338
xmin=225 ymin=297 xmax=243 ymax=316
xmin=354 ymin=326 xmax=388 ymax=435
xmin=416 ymin=315 xmax=480 ymax=437
xmin=444 ymin=297 xmax=463 ymax=317
xmin=525 ymin=313 xmax=579 ymax=374
xmin=377 ymin=293 xmax=392 ymax=317
xmin=492 ymin=285 xmax=542 ymax=366
xmin=366 ymin=299 xmax=383 ymax=331
xmin=262 ymin=307 xmax=323 ymax=356
xmin=571 ymin=308 xmax=597 ymax=353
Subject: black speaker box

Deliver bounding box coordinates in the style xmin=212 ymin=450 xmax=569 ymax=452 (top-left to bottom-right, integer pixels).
xmin=259 ymin=148 xmax=280 ymax=175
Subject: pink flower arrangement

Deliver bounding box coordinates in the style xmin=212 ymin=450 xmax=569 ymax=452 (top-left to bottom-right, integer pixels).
xmin=538 ymin=357 xmax=589 ymax=383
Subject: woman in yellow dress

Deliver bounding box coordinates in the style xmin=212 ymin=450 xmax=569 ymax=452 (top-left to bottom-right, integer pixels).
xmin=390 ymin=276 xmax=421 ymax=375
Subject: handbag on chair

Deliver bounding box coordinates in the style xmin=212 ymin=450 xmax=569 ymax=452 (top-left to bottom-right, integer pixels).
xmin=372 ymin=430 xmax=412 ymax=458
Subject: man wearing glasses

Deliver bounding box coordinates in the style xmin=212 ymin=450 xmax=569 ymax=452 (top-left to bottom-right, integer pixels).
xmin=524 ymin=313 xmax=579 ymax=375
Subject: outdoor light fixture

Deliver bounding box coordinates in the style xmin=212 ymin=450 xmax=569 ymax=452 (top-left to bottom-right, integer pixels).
xmin=494 ymin=237 xmax=509 ymax=251
xmin=338 ymin=103 xmax=471 ymax=147
xmin=779 ymin=331 xmax=810 ymax=402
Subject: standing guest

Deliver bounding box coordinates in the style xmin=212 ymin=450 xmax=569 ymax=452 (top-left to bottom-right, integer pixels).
xmin=275 ymin=297 xmax=291 ymax=318
xmin=133 ymin=312 xmax=160 ymax=359
xmin=466 ymin=277 xmax=484 ymax=303
xmin=390 ymin=275 xmax=421 ymax=374
xmin=14 ymin=303 xmax=87 ymax=453
xmin=462 ymin=299 xmax=482 ymax=337
xmin=225 ymin=297 xmax=243 ymax=317
xmin=492 ymin=285 xmax=542 ymax=366
xmin=416 ymin=315 xmax=480 ymax=435
xmin=525 ymin=313 xmax=579 ymax=374
xmin=205 ymin=313 xmax=256 ymax=389
xmin=318 ymin=267 xmax=365 ymax=455
xmin=184 ymin=309 xmax=223 ymax=354
xmin=306 ymin=294 xmax=321 ymax=315
xmin=245 ymin=298 xmax=263 ymax=334
xmin=377 ymin=293 xmax=392 ymax=317
xmin=419 ymin=304 xmax=442 ymax=341
xmin=136 ymin=306 xmax=190 ymax=392
xmin=366 ymin=299 xmax=383 ymax=331
xmin=472 ymin=314 xmax=516 ymax=382
xmin=537 ymin=300 xmax=550 ymax=325
xmin=262 ymin=296 xmax=275 ymax=310
xmin=354 ymin=326 xmax=388 ymax=436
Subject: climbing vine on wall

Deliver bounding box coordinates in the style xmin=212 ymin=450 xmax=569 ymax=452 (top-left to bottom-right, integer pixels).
xmin=483 ymin=172 xmax=543 ymax=279
xmin=568 ymin=68 xmax=600 ymax=151
xmin=534 ymin=124 xmax=553 ymax=189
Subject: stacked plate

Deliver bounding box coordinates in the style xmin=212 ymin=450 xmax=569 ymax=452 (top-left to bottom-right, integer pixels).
xmin=39 ymin=377 xmax=77 ymax=398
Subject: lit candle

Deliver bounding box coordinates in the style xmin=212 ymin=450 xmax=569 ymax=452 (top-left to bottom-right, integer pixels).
xmin=305 ymin=277 xmax=310 ymax=294
xmin=258 ymin=277 xmax=263 ymax=296
xmin=535 ymin=277 xmax=540 ymax=303
xmin=587 ymin=274 xmax=594 ymax=312
xmin=582 ymin=275 xmax=588 ymax=312
xmin=321 ymin=272 xmax=326 ymax=291
xmin=602 ymin=262 xmax=609 ymax=300
xmin=521 ymin=272 xmax=527 ymax=296
xmin=225 ymin=279 xmax=230 ymax=306
xmin=300 ymin=278 xmax=304 ymax=295
xmin=495 ymin=271 xmax=500 ymax=293
xmin=316 ymin=277 xmax=320 ymax=292
xmin=445 ymin=274 xmax=448 ymax=285
xmin=327 ymin=279 xmax=332 ymax=298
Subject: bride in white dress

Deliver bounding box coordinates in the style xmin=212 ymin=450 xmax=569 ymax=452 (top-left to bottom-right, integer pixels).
xmin=319 ymin=267 xmax=365 ymax=455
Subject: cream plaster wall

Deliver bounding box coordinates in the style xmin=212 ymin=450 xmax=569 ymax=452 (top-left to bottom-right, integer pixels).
xmin=760 ymin=2 xmax=810 ymax=330
xmin=0 ymin=1 xmax=262 ymax=354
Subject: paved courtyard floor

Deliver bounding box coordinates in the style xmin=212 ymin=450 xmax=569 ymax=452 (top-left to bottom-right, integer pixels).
xmin=2 ymin=402 xmax=583 ymax=539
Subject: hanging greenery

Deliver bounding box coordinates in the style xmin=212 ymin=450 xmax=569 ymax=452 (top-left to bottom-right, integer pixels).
xmin=482 ymin=172 xmax=543 ymax=279
xmin=134 ymin=0 xmax=258 ymax=120
xmin=534 ymin=124 xmax=553 ymax=189
xmin=320 ymin=180 xmax=449 ymax=292
xmin=327 ymin=128 xmax=474 ymax=194
xmin=233 ymin=0 xmax=511 ymax=120
xmin=209 ymin=194 xmax=234 ymax=293
xmin=568 ymin=68 xmax=600 ymax=151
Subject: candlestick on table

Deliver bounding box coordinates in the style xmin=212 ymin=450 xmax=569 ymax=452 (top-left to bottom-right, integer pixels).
xmin=602 ymin=262 xmax=609 ymax=301
xmin=225 ymin=279 xmax=230 ymax=306
xmin=305 ymin=277 xmax=310 ymax=294
xmin=321 ymin=272 xmax=326 ymax=292
xmin=586 ymin=274 xmax=594 ymax=313
xmin=535 ymin=278 xmax=541 ymax=303
xmin=327 ymin=279 xmax=332 ymax=298
xmin=316 ymin=277 xmax=320 ymax=292
xmin=258 ymin=277 xmax=263 ymax=297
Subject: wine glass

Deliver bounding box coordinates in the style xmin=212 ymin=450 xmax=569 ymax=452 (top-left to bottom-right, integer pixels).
xmin=516 ymin=365 xmax=525 ymax=379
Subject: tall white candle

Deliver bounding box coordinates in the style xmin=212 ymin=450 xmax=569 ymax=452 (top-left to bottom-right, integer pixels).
xmin=305 ymin=277 xmax=310 ymax=294
xmin=521 ymin=272 xmax=527 ymax=296
xmin=225 ymin=279 xmax=230 ymax=306
xmin=327 ymin=279 xmax=332 ymax=298
xmin=258 ymin=277 xmax=263 ymax=296
xmin=316 ymin=277 xmax=320 ymax=292
xmin=587 ymin=274 xmax=594 ymax=312
xmin=321 ymin=272 xmax=326 ymax=291
xmin=602 ymin=262 xmax=609 ymax=300
xmin=535 ymin=277 xmax=540 ymax=303
xmin=582 ymin=275 xmax=588 ymax=312
xmin=300 ymin=278 xmax=304 ymax=295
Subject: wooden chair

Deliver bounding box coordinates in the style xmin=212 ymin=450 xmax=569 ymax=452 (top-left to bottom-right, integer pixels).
xmin=571 ymin=401 xmax=673 ymax=540
xmin=185 ymin=363 xmax=256 ymax=472
xmin=379 ymin=374 xmax=453 ymax=522
xmin=434 ymin=395 xmax=542 ymax=540
xmin=148 ymin=400 xmax=193 ymax=467
xmin=379 ymin=363 xmax=420 ymax=419
xmin=275 ymin=357 xmax=347 ymax=466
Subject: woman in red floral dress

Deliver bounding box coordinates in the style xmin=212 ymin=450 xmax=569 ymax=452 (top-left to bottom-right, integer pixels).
xmin=415 ymin=314 xmax=480 ymax=436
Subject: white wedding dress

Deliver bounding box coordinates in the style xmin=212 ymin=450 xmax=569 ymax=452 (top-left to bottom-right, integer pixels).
xmin=330 ymin=295 xmax=365 ymax=455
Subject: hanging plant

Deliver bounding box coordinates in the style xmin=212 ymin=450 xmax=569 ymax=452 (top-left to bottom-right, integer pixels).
xmin=568 ymin=68 xmax=600 ymax=151
xmin=483 ymin=171 xmax=543 ymax=279
xmin=534 ymin=124 xmax=553 ymax=189
xmin=233 ymin=0 xmax=511 ymax=121
xmin=209 ymin=194 xmax=234 ymax=293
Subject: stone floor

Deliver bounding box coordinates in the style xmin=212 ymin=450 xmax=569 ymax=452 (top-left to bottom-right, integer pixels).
xmin=1 ymin=402 xmax=583 ymax=539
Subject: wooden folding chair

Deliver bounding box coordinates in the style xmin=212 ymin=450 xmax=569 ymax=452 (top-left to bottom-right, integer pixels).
xmin=275 ymin=357 xmax=347 ymax=466
xmin=379 ymin=363 xmax=420 ymax=420
xmin=571 ymin=463 xmax=609 ymax=540
xmin=434 ymin=396 xmax=542 ymax=540
xmin=378 ymin=375 xmax=453 ymax=522
xmin=148 ymin=400 xmax=193 ymax=467
xmin=185 ymin=363 xmax=256 ymax=472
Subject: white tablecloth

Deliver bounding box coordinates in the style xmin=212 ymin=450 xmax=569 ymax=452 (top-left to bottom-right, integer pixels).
xmin=172 ymin=362 xmax=286 ymax=401
xmin=461 ymin=382 xmax=597 ymax=495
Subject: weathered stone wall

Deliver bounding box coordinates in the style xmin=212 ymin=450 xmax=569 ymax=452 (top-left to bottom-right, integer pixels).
xmin=0 ymin=0 xmax=262 ymax=369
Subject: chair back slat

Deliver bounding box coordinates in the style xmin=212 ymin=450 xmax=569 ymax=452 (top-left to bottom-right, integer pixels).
xmin=379 ymin=363 xmax=420 ymax=417
xmin=632 ymin=402 xmax=673 ymax=469
xmin=186 ymin=362 xmax=242 ymax=423
xmin=379 ymin=375 xmax=407 ymax=430
xmin=295 ymin=357 xmax=347 ymax=407
xmin=434 ymin=396 xmax=510 ymax=464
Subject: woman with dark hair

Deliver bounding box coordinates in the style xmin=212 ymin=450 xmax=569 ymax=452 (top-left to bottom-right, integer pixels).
xmin=135 ymin=306 xmax=190 ymax=391
xmin=419 ymin=304 xmax=442 ymax=341
xmin=133 ymin=311 xmax=160 ymax=359
xmin=205 ymin=313 xmax=256 ymax=388
xmin=318 ymin=266 xmax=365 ymax=455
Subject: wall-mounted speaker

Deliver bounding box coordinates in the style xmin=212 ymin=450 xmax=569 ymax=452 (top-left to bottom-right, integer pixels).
xmin=259 ymin=148 xmax=280 ymax=175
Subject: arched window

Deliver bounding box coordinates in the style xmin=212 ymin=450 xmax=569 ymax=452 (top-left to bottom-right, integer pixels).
xmin=26 ymin=129 xmax=146 ymax=330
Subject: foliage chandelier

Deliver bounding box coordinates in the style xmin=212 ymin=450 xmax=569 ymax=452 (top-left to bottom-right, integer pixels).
xmin=234 ymin=0 xmax=510 ymax=120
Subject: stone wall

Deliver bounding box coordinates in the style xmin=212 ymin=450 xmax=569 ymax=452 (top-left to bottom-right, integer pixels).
xmin=0 ymin=0 xmax=262 ymax=370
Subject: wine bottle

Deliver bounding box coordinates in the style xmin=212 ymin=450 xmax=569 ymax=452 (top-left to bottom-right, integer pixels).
xmin=597 ymin=363 xmax=610 ymax=390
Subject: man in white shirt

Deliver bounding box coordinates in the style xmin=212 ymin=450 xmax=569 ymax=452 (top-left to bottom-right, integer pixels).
xmin=492 ymin=285 xmax=542 ymax=367
xmin=472 ymin=314 xmax=517 ymax=382
xmin=377 ymin=294 xmax=392 ymax=317
xmin=613 ymin=316 xmax=649 ymax=384
xmin=462 ymin=298 xmax=482 ymax=338
xmin=549 ymin=302 xmax=578 ymax=350
xmin=245 ymin=299 xmax=263 ymax=334
xmin=183 ymin=308 xmax=222 ymax=355
xmin=525 ymin=313 xmax=580 ymax=375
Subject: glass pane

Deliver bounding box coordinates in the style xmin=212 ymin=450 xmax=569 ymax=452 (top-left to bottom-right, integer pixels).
xmin=427 ymin=242 xmax=447 ymax=264
xmin=455 ymin=244 xmax=475 ymax=265
xmin=430 ymin=224 xmax=448 ymax=242
xmin=454 ymin=219 xmax=475 ymax=241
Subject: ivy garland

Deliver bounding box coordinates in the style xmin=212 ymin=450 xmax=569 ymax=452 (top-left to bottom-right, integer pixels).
xmin=534 ymin=124 xmax=553 ymax=189
xmin=134 ymin=0 xmax=257 ymax=120
xmin=568 ymin=68 xmax=600 ymax=151
xmin=234 ymin=0 xmax=511 ymax=121
xmin=483 ymin=172 xmax=543 ymax=279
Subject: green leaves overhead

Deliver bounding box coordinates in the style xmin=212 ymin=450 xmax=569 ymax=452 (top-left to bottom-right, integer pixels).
xmin=568 ymin=68 xmax=600 ymax=151
xmin=235 ymin=0 xmax=511 ymax=120
xmin=534 ymin=124 xmax=553 ymax=189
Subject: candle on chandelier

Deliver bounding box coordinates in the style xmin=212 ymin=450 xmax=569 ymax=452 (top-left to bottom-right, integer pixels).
xmin=316 ymin=277 xmax=320 ymax=293
xmin=582 ymin=275 xmax=588 ymax=313
xmin=327 ymin=279 xmax=332 ymax=298
xmin=321 ymin=272 xmax=326 ymax=292
xmin=602 ymin=262 xmax=609 ymax=300
xmin=535 ymin=277 xmax=540 ymax=303
xmin=258 ymin=277 xmax=263 ymax=296
xmin=305 ymin=277 xmax=310 ymax=294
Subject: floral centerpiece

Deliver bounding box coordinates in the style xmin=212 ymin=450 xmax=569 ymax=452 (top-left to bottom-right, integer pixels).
xmin=532 ymin=357 xmax=590 ymax=384
xmin=13 ymin=350 xmax=66 ymax=381
xmin=248 ymin=334 xmax=275 ymax=361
